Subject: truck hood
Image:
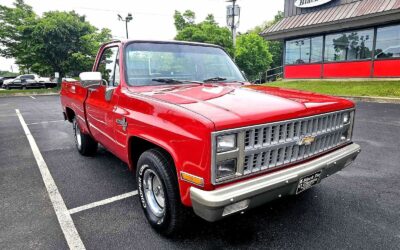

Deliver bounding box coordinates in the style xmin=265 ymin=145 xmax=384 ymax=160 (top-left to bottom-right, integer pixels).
xmin=132 ymin=84 xmax=354 ymax=131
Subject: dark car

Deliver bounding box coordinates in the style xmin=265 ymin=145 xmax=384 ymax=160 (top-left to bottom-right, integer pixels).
xmin=2 ymin=78 xmax=45 ymax=90
xmin=0 ymin=76 xmax=16 ymax=87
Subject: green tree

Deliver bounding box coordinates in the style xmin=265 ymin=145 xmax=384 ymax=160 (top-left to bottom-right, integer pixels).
xmin=174 ymin=11 xmax=234 ymax=56
xmin=0 ymin=1 xmax=112 ymax=77
xmin=249 ymin=11 xmax=284 ymax=69
xmin=235 ymin=33 xmax=272 ymax=81
xmin=28 ymin=11 xmax=111 ymax=77
xmin=0 ymin=0 xmax=37 ymax=72
xmin=173 ymin=10 xmax=195 ymax=31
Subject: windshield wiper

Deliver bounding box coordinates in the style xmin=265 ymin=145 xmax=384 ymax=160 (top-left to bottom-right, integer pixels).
xmin=203 ymin=77 xmax=227 ymax=82
xmin=152 ymin=78 xmax=184 ymax=84
xmin=152 ymin=78 xmax=204 ymax=85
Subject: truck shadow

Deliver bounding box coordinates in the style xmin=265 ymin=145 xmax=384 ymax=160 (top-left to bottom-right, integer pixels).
xmin=92 ymin=146 xmax=331 ymax=248
xmin=168 ymin=189 xmax=325 ymax=247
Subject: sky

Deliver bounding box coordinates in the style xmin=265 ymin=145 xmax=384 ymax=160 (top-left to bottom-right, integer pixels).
xmin=0 ymin=0 xmax=284 ymax=72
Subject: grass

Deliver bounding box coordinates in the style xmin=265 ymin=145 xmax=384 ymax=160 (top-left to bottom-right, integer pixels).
xmin=0 ymin=88 xmax=60 ymax=96
xmin=264 ymin=80 xmax=400 ymax=98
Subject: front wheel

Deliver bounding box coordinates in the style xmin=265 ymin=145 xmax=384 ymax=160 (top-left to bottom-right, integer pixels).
xmin=73 ymin=118 xmax=98 ymax=156
xmin=136 ymin=149 xmax=188 ymax=236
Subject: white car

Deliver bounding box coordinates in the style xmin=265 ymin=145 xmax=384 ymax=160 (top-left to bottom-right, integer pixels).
xmin=2 ymin=74 xmax=51 ymax=89
xmin=3 ymin=74 xmax=48 ymax=85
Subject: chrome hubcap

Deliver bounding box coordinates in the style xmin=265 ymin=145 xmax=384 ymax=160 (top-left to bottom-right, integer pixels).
xmin=143 ymin=169 xmax=165 ymax=217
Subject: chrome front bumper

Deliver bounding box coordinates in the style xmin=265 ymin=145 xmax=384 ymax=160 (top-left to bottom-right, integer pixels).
xmin=190 ymin=143 xmax=361 ymax=222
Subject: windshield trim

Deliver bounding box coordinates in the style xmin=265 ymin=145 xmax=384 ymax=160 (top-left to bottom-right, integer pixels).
xmin=122 ymin=41 xmax=246 ymax=87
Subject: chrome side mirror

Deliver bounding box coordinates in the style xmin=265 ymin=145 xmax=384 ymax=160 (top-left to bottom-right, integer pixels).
xmin=79 ymin=72 xmax=102 ymax=88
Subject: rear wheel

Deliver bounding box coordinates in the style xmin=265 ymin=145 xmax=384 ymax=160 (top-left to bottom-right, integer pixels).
xmin=73 ymin=118 xmax=98 ymax=156
xmin=136 ymin=149 xmax=188 ymax=236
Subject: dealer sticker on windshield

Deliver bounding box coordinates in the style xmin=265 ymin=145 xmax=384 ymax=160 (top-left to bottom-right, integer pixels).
xmin=296 ymin=171 xmax=322 ymax=194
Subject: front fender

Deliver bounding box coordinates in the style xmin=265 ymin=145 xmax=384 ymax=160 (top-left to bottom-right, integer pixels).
xmin=119 ymin=92 xmax=215 ymax=206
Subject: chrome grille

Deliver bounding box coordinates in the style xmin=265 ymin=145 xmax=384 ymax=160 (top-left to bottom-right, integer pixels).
xmin=212 ymin=109 xmax=354 ymax=184
xmin=243 ymin=130 xmax=343 ymax=174
xmin=242 ymin=111 xmax=349 ymax=174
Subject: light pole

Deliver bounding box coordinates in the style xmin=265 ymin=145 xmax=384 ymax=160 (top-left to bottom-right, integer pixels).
xmin=118 ymin=13 xmax=133 ymax=39
xmin=226 ymin=0 xmax=240 ymax=48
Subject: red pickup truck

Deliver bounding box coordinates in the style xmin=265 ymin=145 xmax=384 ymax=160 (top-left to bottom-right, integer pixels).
xmin=60 ymin=40 xmax=361 ymax=235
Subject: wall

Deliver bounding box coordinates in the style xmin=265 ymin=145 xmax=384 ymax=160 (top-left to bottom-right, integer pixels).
xmin=284 ymin=60 xmax=400 ymax=79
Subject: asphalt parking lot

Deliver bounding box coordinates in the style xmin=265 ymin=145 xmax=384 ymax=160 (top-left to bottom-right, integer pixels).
xmin=1 ymin=95 xmax=399 ymax=249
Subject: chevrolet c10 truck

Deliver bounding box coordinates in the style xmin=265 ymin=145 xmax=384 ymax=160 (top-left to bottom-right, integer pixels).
xmin=60 ymin=40 xmax=361 ymax=235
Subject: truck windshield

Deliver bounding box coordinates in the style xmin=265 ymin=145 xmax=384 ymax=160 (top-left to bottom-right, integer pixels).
xmin=125 ymin=43 xmax=245 ymax=86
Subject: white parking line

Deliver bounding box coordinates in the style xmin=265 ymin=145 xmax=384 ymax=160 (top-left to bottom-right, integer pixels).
xmin=30 ymin=96 xmax=36 ymax=99
xmin=69 ymin=191 xmax=138 ymax=215
xmin=16 ymin=109 xmax=85 ymax=250
xmin=27 ymin=120 xmax=65 ymax=126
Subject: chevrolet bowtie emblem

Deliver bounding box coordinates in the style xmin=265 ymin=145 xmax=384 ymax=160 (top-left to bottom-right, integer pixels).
xmin=297 ymin=135 xmax=316 ymax=146
xmin=116 ymin=117 xmax=128 ymax=131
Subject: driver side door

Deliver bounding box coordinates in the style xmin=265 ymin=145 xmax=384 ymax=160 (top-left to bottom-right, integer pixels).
xmin=85 ymin=46 xmax=121 ymax=153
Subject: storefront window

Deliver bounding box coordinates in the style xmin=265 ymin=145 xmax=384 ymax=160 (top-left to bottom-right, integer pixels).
xmin=375 ymin=24 xmax=400 ymax=59
xmin=310 ymin=36 xmax=323 ymax=63
xmin=285 ymin=36 xmax=323 ymax=65
xmin=324 ymin=29 xmax=374 ymax=62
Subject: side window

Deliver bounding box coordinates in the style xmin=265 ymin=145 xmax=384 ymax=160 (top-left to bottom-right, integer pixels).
xmin=97 ymin=47 xmax=119 ymax=86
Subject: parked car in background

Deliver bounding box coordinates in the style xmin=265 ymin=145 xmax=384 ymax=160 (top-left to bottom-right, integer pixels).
xmin=0 ymin=76 xmax=16 ymax=87
xmin=2 ymin=74 xmax=58 ymax=89
xmin=2 ymin=78 xmax=45 ymax=89
xmin=3 ymin=74 xmax=46 ymax=84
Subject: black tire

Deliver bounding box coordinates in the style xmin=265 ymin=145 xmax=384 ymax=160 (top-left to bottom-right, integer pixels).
xmin=73 ymin=117 xmax=98 ymax=156
xmin=136 ymin=149 xmax=188 ymax=236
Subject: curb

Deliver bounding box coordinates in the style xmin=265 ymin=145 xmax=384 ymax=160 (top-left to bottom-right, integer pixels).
xmin=338 ymin=96 xmax=400 ymax=104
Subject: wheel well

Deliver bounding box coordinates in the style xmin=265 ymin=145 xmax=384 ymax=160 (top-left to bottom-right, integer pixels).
xmin=129 ymin=136 xmax=174 ymax=170
xmin=65 ymin=107 xmax=75 ymax=122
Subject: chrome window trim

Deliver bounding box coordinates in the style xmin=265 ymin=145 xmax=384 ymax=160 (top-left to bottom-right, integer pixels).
xmin=211 ymin=108 xmax=355 ymax=185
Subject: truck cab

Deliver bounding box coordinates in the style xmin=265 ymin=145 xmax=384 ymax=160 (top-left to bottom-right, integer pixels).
xmin=60 ymin=40 xmax=360 ymax=235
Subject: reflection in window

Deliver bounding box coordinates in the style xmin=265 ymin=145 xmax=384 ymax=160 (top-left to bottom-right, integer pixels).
xmin=375 ymin=24 xmax=400 ymax=59
xmin=324 ymin=29 xmax=374 ymax=62
xmin=285 ymin=36 xmax=323 ymax=65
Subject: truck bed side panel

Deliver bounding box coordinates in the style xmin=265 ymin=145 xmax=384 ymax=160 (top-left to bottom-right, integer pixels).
xmin=60 ymin=81 xmax=89 ymax=133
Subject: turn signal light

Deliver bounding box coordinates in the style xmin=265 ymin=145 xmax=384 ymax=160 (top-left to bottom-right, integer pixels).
xmin=180 ymin=172 xmax=204 ymax=187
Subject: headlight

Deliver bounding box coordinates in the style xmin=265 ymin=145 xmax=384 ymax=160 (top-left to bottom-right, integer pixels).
xmin=217 ymin=134 xmax=237 ymax=153
xmin=340 ymin=129 xmax=350 ymax=141
xmin=341 ymin=111 xmax=355 ymax=142
xmin=216 ymin=159 xmax=237 ymax=179
xmin=343 ymin=112 xmax=350 ymax=124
